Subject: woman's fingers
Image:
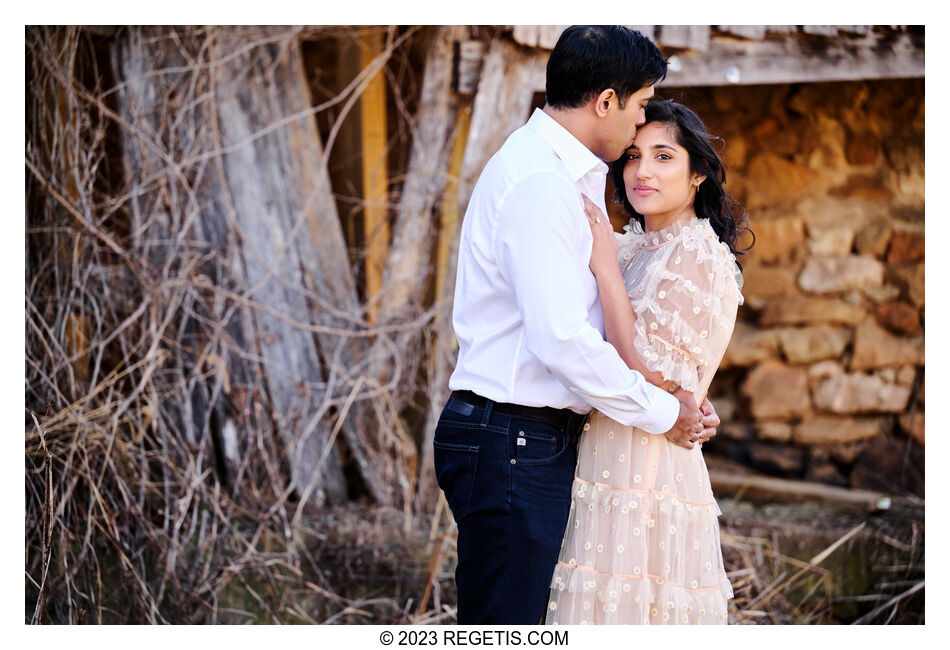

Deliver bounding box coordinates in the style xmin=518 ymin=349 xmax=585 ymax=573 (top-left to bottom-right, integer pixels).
xmin=583 ymin=197 xmax=596 ymax=223
xmin=581 ymin=194 xmax=605 ymax=221
xmin=581 ymin=194 xmax=604 ymax=217
xmin=583 ymin=200 xmax=608 ymax=231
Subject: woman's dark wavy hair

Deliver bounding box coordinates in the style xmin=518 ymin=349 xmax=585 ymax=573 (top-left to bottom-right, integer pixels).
xmin=611 ymin=99 xmax=753 ymax=268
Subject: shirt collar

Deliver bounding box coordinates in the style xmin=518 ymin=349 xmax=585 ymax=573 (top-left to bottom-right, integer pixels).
xmin=526 ymin=108 xmax=608 ymax=182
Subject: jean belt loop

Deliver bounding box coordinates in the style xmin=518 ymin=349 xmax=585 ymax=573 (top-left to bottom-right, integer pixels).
xmin=480 ymin=396 xmax=495 ymax=426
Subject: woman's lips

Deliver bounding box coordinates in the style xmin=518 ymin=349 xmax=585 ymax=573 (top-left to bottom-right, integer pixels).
xmin=633 ymin=186 xmax=656 ymax=196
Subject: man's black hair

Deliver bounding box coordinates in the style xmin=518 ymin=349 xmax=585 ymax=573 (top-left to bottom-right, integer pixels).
xmin=546 ymin=25 xmax=668 ymax=110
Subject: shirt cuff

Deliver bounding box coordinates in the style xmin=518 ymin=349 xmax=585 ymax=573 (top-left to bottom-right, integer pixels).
xmin=639 ymin=383 xmax=681 ymax=435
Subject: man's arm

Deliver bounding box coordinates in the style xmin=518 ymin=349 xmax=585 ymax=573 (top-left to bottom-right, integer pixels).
xmin=587 ymin=242 xmax=705 ymax=447
xmin=494 ymin=173 xmax=692 ymax=435
xmin=582 ymin=196 xmax=705 ymax=447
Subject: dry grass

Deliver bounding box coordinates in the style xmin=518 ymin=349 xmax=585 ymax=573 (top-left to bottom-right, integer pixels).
xmin=306 ymin=499 xmax=924 ymax=625
xmin=25 ymin=25 xmax=439 ymax=625
xmin=719 ymin=501 xmax=923 ymax=624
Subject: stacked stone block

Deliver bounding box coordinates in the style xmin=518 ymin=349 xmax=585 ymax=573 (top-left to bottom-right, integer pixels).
xmin=665 ymin=79 xmax=924 ymax=494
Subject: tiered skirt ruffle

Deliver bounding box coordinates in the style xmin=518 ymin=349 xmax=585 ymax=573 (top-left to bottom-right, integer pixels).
xmin=546 ymin=477 xmax=732 ymax=624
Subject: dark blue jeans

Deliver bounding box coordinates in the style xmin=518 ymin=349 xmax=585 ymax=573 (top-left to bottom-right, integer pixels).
xmin=433 ymin=393 xmax=584 ymax=624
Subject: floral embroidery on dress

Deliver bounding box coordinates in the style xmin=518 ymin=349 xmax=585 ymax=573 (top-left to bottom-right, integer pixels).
xmin=617 ymin=218 xmax=742 ymax=394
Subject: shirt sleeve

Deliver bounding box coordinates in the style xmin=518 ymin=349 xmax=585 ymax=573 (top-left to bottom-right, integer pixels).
xmin=624 ymin=232 xmax=742 ymax=395
xmin=493 ymin=171 xmax=680 ymax=434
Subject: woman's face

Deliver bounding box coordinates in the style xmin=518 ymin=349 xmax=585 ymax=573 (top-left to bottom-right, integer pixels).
xmin=622 ymin=121 xmax=702 ymax=222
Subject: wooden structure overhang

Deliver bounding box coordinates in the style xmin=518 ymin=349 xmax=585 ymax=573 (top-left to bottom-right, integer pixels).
xmin=447 ymin=24 xmax=925 ymax=213
xmin=464 ymin=25 xmax=924 ymax=95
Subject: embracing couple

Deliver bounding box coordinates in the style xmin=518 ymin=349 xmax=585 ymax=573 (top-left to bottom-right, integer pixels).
xmin=433 ymin=25 xmax=747 ymax=625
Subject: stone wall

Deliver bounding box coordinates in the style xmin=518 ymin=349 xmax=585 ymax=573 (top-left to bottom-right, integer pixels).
xmin=665 ymin=79 xmax=924 ymax=495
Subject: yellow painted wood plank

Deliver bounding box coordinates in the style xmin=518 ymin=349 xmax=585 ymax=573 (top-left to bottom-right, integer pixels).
xmin=359 ymin=28 xmax=390 ymax=322
xmin=435 ymin=101 xmax=472 ymax=303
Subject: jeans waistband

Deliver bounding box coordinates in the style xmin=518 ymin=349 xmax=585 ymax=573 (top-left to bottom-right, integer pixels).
xmin=451 ymin=390 xmax=587 ymax=432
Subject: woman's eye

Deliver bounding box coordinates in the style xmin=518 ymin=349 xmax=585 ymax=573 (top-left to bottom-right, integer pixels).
xmin=625 ymin=153 xmax=639 ymax=160
xmin=657 ymin=153 xmax=672 ymax=161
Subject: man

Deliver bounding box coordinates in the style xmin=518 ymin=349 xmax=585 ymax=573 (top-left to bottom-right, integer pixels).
xmin=433 ymin=25 xmax=717 ymax=625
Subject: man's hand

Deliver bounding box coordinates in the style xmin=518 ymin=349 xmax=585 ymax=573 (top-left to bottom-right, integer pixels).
xmin=698 ymin=397 xmax=720 ymax=446
xmin=662 ymin=388 xmax=703 ymax=450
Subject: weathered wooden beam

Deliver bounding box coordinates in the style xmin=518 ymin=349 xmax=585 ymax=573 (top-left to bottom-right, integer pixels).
xmin=510 ymin=25 xmax=570 ymax=49
xmin=359 ymin=28 xmax=390 ymax=323
xmin=802 ymin=25 xmax=840 ymax=37
xmin=416 ymin=100 xmax=473 ymax=507
xmin=628 ymin=25 xmax=656 ymax=41
xmin=333 ymin=34 xmax=363 ymax=253
xmin=717 ymin=25 xmax=767 ymax=40
xmin=656 ymin=25 xmax=710 ymax=52
xmin=455 ymin=40 xmax=484 ymax=95
xmin=458 ymin=40 xmax=546 ymax=209
xmin=537 ymin=25 xmax=566 ymax=49
xmin=765 ymin=25 xmax=799 ymax=35
xmin=709 ymin=470 xmax=920 ymax=512
xmin=511 ymin=25 xmax=539 ymax=47
xmin=209 ymin=26 xmax=364 ymax=504
xmin=838 ymin=25 xmax=874 ymax=36
xmin=508 ymin=25 xmax=655 ymax=50
xmin=364 ymin=25 xmax=466 ymax=472
xmin=435 ymin=103 xmax=472 ymax=308
xmin=118 ymin=26 xmax=396 ymax=505
xmin=661 ymin=28 xmax=923 ymax=86
xmin=115 ymin=26 xmax=254 ymax=459
xmin=50 ymin=29 xmax=91 ymax=386
xmin=511 ymin=25 xmax=540 ymax=48
xmin=361 ymin=26 xmax=472 ymax=509
xmin=376 ymin=26 xmax=464 ymax=327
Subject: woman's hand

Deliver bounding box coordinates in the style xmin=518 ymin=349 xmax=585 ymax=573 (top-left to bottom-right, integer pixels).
xmin=698 ymin=397 xmax=720 ymax=447
xmin=582 ymin=194 xmax=618 ymax=278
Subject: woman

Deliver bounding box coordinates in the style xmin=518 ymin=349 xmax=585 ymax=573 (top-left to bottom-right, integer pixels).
xmin=546 ymin=100 xmax=747 ymax=625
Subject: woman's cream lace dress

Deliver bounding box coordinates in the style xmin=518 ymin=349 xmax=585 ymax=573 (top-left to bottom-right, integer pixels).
xmin=546 ymin=216 xmax=743 ymax=625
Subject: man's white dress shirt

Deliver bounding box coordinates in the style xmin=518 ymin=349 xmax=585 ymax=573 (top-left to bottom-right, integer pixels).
xmin=448 ymin=108 xmax=680 ymax=434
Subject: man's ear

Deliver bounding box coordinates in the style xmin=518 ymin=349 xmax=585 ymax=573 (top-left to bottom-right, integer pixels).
xmin=593 ymin=89 xmax=615 ymax=118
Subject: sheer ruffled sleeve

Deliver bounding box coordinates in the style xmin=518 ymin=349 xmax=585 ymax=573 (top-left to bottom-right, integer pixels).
xmin=622 ymin=225 xmax=743 ymax=395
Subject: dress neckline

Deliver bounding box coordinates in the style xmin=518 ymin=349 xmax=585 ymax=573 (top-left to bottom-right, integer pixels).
xmin=621 ymin=216 xmax=709 ymax=249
